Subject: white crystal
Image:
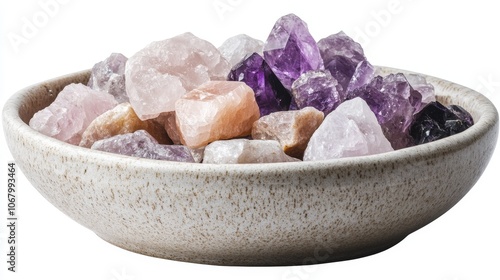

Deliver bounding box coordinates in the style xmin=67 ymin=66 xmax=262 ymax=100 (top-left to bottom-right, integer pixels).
xmin=219 ymin=34 xmax=264 ymax=67
xmin=203 ymin=139 xmax=300 ymax=164
xmin=125 ymin=32 xmax=231 ymax=120
xmin=304 ymin=97 xmax=393 ymax=161
xmin=406 ymin=73 xmax=436 ymax=109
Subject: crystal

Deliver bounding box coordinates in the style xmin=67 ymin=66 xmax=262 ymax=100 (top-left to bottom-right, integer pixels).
xmin=79 ymin=102 xmax=170 ymax=148
xmin=203 ymin=139 xmax=300 ymax=164
xmin=29 ymin=83 xmax=117 ymax=145
xmin=410 ymin=101 xmax=473 ymax=144
xmin=252 ymin=107 xmax=324 ymax=159
xmin=125 ymin=32 xmax=231 ymax=120
xmin=91 ymin=130 xmax=195 ymax=162
xmin=323 ymin=55 xmax=356 ymax=94
xmin=291 ymin=70 xmax=344 ymax=115
xmin=154 ymin=112 xmax=182 ymax=145
xmin=219 ymin=34 xmax=264 ymax=68
xmin=175 ymin=81 xmax=260 ymax=148
xmin=263 ymin=14 xmax=324 ymax=90
xmin=349 ymin=73 xmax=422 ymax=149
xmin=304 ymin=97 xmax=393 ymax=161
xmin=405 ymin=73 xmax=436 ymax=110
xmin=88 ymin=53 xmax=129 ymax=103
xmin=228 ymin=52 xmax=291 ymax=116
xmin=317 ymin=31 xmax=366 ymax=67
xmin=346 ymin=60 xmax=375 ymax=94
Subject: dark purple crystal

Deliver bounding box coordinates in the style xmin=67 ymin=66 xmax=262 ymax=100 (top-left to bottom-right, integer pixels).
xmin=410 ymin=102 xmax=474 ymax=144
xmin=324 ymin=55 xmax=356 ymax=95
xmin=228 ymin=53 xmax=291 ymax=116
xmin=263 ymin=14 xmax=324 ymax=90
xmin=349 ymin=73 xmax=423 ymax=149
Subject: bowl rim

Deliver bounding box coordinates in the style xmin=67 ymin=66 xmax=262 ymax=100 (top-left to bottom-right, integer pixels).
xmin=3 ymin=66 xmax=498 ymax=175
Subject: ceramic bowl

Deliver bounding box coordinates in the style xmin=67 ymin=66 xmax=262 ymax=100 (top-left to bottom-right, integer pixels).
xmin=3 ymin=67 xmax=498 ymax=266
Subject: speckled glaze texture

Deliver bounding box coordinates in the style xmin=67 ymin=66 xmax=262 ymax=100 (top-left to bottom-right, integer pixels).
xmin=3 ymin=67 xmax=498 ymax=266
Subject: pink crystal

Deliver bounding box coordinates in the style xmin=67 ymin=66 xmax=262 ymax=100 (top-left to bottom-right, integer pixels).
xmin=304 ymin=97 xmax=393 ymax=161
xmin=176 ymin=81 xmax=260 ymax=148
xmin=252 ymin=107 xmax=324 ymax=159
xmin=91 ymin=130 xmax=195 ymax=162
xmin=154 ymin=111 xmax=182 ymax=145
xmin=29 ymin=83 xmax=117 ymax=145
xmin=203 ymin=139 xmax=300 ymax=164
xmin=263 ymin=14 xmax=324 ymax=90
xmin=125 ymin=32 xmax=231 ymax=120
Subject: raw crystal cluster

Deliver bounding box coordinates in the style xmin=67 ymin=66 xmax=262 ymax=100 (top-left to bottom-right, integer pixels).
xmin=125 ymin=32 xmax=231 ymax=120
xmin=88 ymin=53 xmax=129 ymax=103
xmin=410 ymin=102 xmax=473 ymax=144
xmin=92 ymin=130 xmax=195 ymax=162
xmin=29 ymin=83 xmax=117 ymax=145
xmin=79 ymin=103 xmax=170 ymax=148
xmin=203 ymin=139 xmax=299 ymax=164
xmin=304 ymin=98 xmax=394 ymax=161
xmin=175 ymin=81 xmax=260 ymax=148
xmin=29 ymin=13 xmax=475 ymax=164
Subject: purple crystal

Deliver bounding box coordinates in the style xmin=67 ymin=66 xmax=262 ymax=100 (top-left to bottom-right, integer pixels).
xmin=346 ymin=60 xmax=375 ymax=94
xmin=91 ymin=130 xmax=195 ymax=162
xmin=324 ymin=55 xmax=356 ymax=94
xmin=405 ymin=73 xmax=436 ymax=111
xmin=291 ymin=70 xmax=344 ymax=115
xmin=349 ymin=73 xmax=423 ymax=149
xmin=228 ymin=53 xmax=291 ymax=116
xmin=318 ymin=31 xmax=366 ymax=67
xmin=88 ymin=53 xmax=129 ymax=103
xmin=410 ymin=102 xmax=473 ymax=144
xmin=263 ymin=14 xmax=324 ymax=90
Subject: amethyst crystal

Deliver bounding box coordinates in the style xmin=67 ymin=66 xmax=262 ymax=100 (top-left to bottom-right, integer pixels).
xmin=410 ymin=102 xmax=473 ymax=144
xmin=318 ymin=31 xmax=366 ymax=67
xmin=228 ymin=53 xmax=291 ymax=116
xmin=346 ymin=60 xmax=375 ymax=94
xmin=405 ymin=73 xmax=436 ymax=111
xmin=263 ymin=14 xmax=324 ymax=90
xmin=324 ymin=55 xmax=356 ymax=94
xmin=291 ymin=70 xmax=344 ymax=115
xmin=349 ymin=73 xmax=423 ymax=149
xmin=91 ymin=130 xmax=195 ymax=162
xmin=88 ymin=53 xmax=129 ymax=103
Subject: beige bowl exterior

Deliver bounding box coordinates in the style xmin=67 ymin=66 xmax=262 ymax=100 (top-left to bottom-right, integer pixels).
xmin=3 ymin=67 xmax=498 ymax=266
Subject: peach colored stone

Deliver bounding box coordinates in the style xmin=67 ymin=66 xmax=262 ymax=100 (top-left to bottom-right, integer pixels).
xmin=79 ymin=103 xmax=170 ymax=148
xmin=155 ymin=111 xmax=182 ymax=145
xmin=252 ymin=107 xmax=324 ymax=159
xmin=176 ymin=81 xmax=260 ymax=148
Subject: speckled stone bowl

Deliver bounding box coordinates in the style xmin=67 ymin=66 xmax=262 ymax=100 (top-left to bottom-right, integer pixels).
xmin=3 ymin=67 xmax=498 ymax=266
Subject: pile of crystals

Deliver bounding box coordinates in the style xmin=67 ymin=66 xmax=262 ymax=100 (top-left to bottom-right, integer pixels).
xmin=29 ymin=14 xmax=474 ymax=164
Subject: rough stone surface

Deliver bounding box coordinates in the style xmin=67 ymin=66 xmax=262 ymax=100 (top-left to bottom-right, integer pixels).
xmin=304 ymin=97 xmax=393 ymax=161
xmin=228 ymin=52 xmax=291 ymax=116
xmin=125 ymin=32 xmax=231 ymax=120
xmin=252 ymin=107 xmax=324 ymax=159
xmin=263 ymin=14 xmax=324 ymax=90
xmin=318 ymin=31 xmax=366 ymax=66
xmin=406 ymin=73 xmax=436 ymax=111
xmin=410 ymin=101 xmax=474 ymax=145
xmin=91 ymin=130 xmax=195 ymax=162
xmin=203 ymin=139 xmax=300 ymax=164
xmin=291 ymin=70 xmax=344 ymax=115
xmin=29 ymin=83 xmax=117 ymax=145
xmin=346 ymin=60 xmax=375 ymax=94
xmin=323 ymin=55 xmax=356 ymax=94
xmin=349 ymin=73 xmax=423 ymax=149
xmin=219 ymin=34 xmax=264 ymax=68
xmin=79 ymin=103 xmax=170 ymax=148
xmin=155 ymin=111 xmax=182 ymax=145
xmin=88 ymin=53 xmax=129 ymax=103
xmin=176 ymin=81 xmax=260 ymax=148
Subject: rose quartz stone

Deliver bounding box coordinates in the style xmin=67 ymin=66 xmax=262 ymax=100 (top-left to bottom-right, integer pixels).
xmin=176 ymin=81 xmax=260 ymax=148
xmin=125 ymin=32 xmax=231 ymax=120
xmin=155 ymin=111 xmax=182 ymax=145
xmin=29 ymin=83 xmax=117 ymax=145
xmin=252 ymin=107 xmax=324 ymax=159
xmin=79 ymin=103 xmax=170 ymax=148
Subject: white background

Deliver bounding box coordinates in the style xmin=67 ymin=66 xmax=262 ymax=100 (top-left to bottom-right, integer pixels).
xmin=1 ymin=0 xmax=499 ymax=279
